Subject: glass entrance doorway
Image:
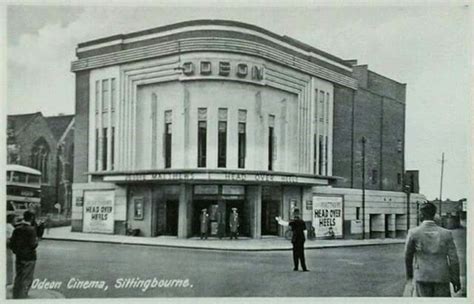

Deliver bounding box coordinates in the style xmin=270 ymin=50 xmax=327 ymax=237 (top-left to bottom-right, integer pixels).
xmin=193 ymin=200 xmax=219 ymax=236
xmin=165 ymin=200 xmax=178 ymax=235
xmin=261 ymin=186 xmax=282 ymax=236
xmin=261 ymin=200 xmax=280 ymax=235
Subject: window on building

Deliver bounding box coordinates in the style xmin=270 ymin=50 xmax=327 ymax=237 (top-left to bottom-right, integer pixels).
xmin=324 ymin=136 xmax=328 ymax=175
xmin=356 ymin=207 xmax=360 ymax=220
xmin=95 ymin=129 xmax=99 ymax=171
xmin=198 ymin=108 xmax=207 ymax=168
xmin=268 ymin=115 xmax=275 ymax=171
xmin=218 ymin=108 xmax=228 ymax=168
xmin=151 ymin=93 xmax=158 ymax=168
xmin=102 ymin=128 xmax=108 ymax=170
xmin=30 ymin=137 xmax=49 ymax=182
xmin=372 ymin=169 xmax=378 ymax=185
xmin=95 ymin=80 xmax=100 ymax=114
xmin=397 ymin=139 xmax=403 ymax=153
xmin=111 ymin=78 xmax=116 ymax=111
xmin=111 ymin=127 xmax=115 ymax=170
xmin=313 ymin=90 xmax=318 ymax=175
xmin=164 ymin=110 xmax=172 ymax=168
xmin=318 ymin=135 xmax=324 ymax=175
xmin=397 ymin=173 xmax=402 ymax=185
xmin=238 ymin=109 xmax=247 ymax=169
xmin=313 ymin=134 xmax=317 ymax=174
xmin=102 ymin=79 xmax=109 ymax=112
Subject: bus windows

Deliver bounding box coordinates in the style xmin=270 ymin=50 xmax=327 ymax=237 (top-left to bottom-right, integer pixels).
xmin=12 ymin=172 xmax=27 ymax=183
xmin=28 ymin=175 xmax=41 ymax=185
xmin=7 ymin=201 xmax=14 ymax=211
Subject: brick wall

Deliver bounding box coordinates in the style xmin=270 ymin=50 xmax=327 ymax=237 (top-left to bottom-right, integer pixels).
xmin=381 ymin=98 xmax=405 ymax=191
xmin=352 ymin=89 xmax=383 ymax=191
xmin=73 ymin=71 xmax=90 ymax=183
xmin=332 ymin=66 xmax=406 ymax=191
xmin=332 ymin=85 xmax=355 ymax=188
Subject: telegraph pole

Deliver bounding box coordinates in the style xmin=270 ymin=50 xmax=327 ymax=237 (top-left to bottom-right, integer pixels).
xmin=361 ymin=137 xmax=366 ymax=240
xmin=439 ymin=152 xmax=446 ymax=218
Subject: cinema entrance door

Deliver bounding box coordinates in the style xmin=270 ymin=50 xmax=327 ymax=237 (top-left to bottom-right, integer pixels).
xmin=192 ymin=185 xmax=249 ymax=237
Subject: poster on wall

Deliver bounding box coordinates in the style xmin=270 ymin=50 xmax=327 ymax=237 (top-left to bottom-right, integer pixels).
xmin=312 ymin=196 xmax=343 ymax=238
xmin=83 ymin=191 xmax=115 ymax=234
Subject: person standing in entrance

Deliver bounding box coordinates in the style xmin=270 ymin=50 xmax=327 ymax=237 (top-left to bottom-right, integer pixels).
xmin=229 ymin=208 xmax=240 ymax=240
xmin=200 ymin=209 xmax=209 ymax=240
xmin=276 ymin=210 xmax=308 ymax=272
xmin=404 ymin=202 xmax=461 ymax=297
xmin=9 ymin=211 xmax=38 ymax=299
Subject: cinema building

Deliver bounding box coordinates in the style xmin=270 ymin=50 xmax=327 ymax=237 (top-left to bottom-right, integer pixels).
xmin=71 ymin=20 xmax=425 ymax=239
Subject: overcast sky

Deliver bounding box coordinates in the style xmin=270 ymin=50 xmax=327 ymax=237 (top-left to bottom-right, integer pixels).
xmin=4 ymin=1 xmax=472 ymax=201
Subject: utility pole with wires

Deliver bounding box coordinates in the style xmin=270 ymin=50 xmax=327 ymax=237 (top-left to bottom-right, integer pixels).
xmin=438 ymin=152 xmax=447 ymax=218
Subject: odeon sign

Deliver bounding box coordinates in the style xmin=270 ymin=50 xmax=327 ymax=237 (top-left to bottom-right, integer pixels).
xmin=180 ymin=60 xmax=264 ymax=82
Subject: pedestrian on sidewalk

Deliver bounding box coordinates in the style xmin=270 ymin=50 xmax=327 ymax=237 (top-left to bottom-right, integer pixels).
xmin=404 ymin=202 xmax=461 ymax=297
xmin=276 ymin=210 xmax=308 ymax=272
xmin=9 ymin=211 xmax=39 ymax=299
xmin=200 ymin=209 xmax=209 ymax=240
xmin=229 ymin=208 xmax=239 ymax=240
xmin=44 ymin=214 xmax=52 ymax=235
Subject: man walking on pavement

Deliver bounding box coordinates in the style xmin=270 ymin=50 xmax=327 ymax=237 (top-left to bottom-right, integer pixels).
xmin=9 ymin=211 xmax=38 ymax=299
xmin=276 ymin=209 xmax=308 ymax=272
xmin=404 ymin=202 xmax=461 ymax=297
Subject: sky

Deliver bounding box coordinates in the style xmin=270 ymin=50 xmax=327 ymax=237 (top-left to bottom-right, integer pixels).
xmin=3 ymin=1 xmax=472 ymax=201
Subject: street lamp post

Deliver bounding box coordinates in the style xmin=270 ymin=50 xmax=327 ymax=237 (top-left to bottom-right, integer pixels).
xmin=439 ymin=152 xmax=446 ymax=222
xmin=404 ymin=184 xmax=411 ymax=231
xmin=361 ymin=137 xmax=366 ymax=240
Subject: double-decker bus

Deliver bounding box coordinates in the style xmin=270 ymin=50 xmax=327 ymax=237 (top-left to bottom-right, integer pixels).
xmin=6 ymin=164 xmax=42 ymax=218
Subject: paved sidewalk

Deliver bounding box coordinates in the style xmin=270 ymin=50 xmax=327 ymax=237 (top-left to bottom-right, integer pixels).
xmin=6 ymin=285 xmax=65 ymax=299
xmin=42 ymin=226 xmax=405 ymax=251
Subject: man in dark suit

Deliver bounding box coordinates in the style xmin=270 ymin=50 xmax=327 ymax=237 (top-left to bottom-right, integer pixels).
xmin=405 ymin=202 xmax=461 ymax=297
xmin=276 ymin=210 xmax=308 ymax=272
xmin=9 ymin=211 xmax=38 ymax=299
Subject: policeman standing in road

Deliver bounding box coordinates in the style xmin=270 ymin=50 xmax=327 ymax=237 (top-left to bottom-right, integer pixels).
xmin=276 ymin=209 xmax=309 ymax=272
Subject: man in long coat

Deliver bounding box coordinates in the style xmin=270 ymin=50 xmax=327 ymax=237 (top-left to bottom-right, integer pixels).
xmin=200 ymin=209 xmax=209 ymax=240
xmin=229 ymin=208 xmax=239 ymax=240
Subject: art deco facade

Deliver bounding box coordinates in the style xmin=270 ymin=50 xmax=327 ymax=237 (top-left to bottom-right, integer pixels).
xmin=71 ymin=20 xmax=425 ymax=239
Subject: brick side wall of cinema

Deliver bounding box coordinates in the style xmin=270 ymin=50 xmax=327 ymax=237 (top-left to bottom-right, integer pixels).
xmin=332 ymin=85 xmax=355 ymax=188
xmin=73 ymin=71 xmax=90 ymax=183
xmin=333 ymin=66 xmax=406 ymax=192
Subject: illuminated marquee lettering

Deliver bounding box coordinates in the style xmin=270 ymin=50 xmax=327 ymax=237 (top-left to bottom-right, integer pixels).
xmin=109 ymin=172 xmax=306 ymax=184
xmin=224 ymin=173 xmax=246 ymax=181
